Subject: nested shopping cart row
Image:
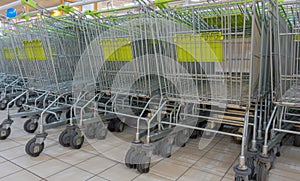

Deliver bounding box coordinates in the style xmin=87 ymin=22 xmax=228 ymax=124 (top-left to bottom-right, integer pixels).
xmin=0 ymin=0 xmax=299 ymax=180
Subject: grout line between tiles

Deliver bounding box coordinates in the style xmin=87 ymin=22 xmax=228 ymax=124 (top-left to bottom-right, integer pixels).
xmin=0 ymin=154 xmax=44 ymax=180
xmin=175 ymin=136 xmax=225 ymax=181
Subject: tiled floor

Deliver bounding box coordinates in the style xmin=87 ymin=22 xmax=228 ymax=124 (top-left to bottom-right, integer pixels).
xmin=0 ymin=109 xmax=300 ymax=181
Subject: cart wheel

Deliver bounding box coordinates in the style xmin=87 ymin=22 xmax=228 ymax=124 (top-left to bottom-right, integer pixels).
xmin=160 ymin=142 xmax=172 ymax=158
xmin=59 ymin=129 xmax=71 ymax=147
xmin=0 ymin=127 xmax=11 ymax=140
xmin=45 ymin=114 xmax=58 ymax=124
xmin=23 ymin=119 xmax=38 ymax=133
xmin=189 ymin=130 xmax=198 ymax=139
xmin=125 ymin=147 xmax=139 ymax=169
xmin=25 ymin=138 xmax=44 ymax=157
xmin=0 ymin=100 xmax=8 ymax=110
xmin=85 ymin=124 xmax=96 ymax=139
xmin=114 ymin=121 xmax=125 ymax=132
xmin=234 ymin=176 xmax=245 ymax=181
xmin=15 ymin=96 xmax=26 ymax=107
xmin=137 ymin=152 xmax=151 ymax=173
xmin=174 ymin=130 xmax=188 ymax=147
xmin=107 ymin=121 xmax=115 ymax=132
xmin=246 ymin=157 xmax=256 ymax=180
xmin=294 ymin=135 xmax=300 ymax=147
xmin=70 ymin=134 xmax=84 ymax=149
xmin=256 ymin=162 xmax=269 ymax=181
xmin=95 ymin=126 xmax=107 ymax=140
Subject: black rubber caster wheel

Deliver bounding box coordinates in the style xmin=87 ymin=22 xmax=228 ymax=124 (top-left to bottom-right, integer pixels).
xmin=256 ymin=163 xmax=269 ymax=181
xmin=107 ymin=121 xmax=115 ymax=132
xmin=189 ymin=130 xmax=198 ymax=139
xmin=0 ymin=127 xmax=11 ymax=140
xmin=246 ymin=157 xmax=256 ymax=180
xmin=294 ymin=135 xmax=300 ymax=147
xmin=137 ymin=152 xmax=151 ymax=173
xmin=25 ymin=138 xmax=44 ymax=157
xmin=15 ymin=96 xmax=26 ymax=107
xmin=125 ymin=147 xmax=138 ymax=169
xmin=95 ymin=125 xmax=107 ymax=140
xmin=234 ymin=176 xmax=246 ymax=181
xmin=85 ymin=124 xmax=96 ymax=139
xmin=160 ymin=141 xmax=172 ymax=158
xmin=23 ymin=119 xmax=38 ymax=133
xmin=70 ymin=134 xmax=84 ymax=149
xmin=59 ymin=129 xmax=71 ymax=147
xmin=0 ymin=100 xmax=8 ymax=110
xmin=114 ymin=121 xmax=125 ymax=132
xmin=174 ymin=130 xmax=188 ymax=147
xmin=45 ymin=114 xmax=59 ymax=124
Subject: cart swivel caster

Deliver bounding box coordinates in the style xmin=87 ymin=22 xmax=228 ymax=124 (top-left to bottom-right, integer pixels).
xmin=59 ymin=125 xmax=76 ymax=147
xmin=0 ymin=127 xmax=11 ymax=140
xmin=23 ymin=119 xmax=38 ymax=133
xmin=136 ymin=152 xmax=151 ymax=173
xmin=25 ymin=133 xmax=47 ymax=157
xmin=0 ymin=99 xmax=8 ymax=110
xmin=59 ymin=129 xmax=71 ymax=147
xmin=70 ymin=133 xmax=84 ymax=149
xmin=233 ymin=165 xmax=251 ymax=181
xmin=25 ymin=138 xmax=44 ymax=157
xmin=0 ymin=119 xmax=13 ymax=140
xmin=125 ymin=143 xmax=144 ymax=169
xmin=59 ymin=125 xmax=84 ymax=149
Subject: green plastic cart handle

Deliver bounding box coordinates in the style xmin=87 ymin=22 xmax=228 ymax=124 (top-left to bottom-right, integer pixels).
xmin=21 ymin=0 xmax=37 ymax=9
xmin=58 ymin=4 xmax=75 ymax=14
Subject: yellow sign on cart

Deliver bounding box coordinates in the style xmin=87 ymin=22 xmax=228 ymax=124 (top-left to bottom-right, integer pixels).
xmin=100 ymin=38 xmax=133 ymax=61
xmin=175 ymin=32 xmax=224 ymax=62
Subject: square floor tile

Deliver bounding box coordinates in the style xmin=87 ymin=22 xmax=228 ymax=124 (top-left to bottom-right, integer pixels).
xmin=221 ymin=177 xmax=233 ymax=181
xmin=47 ymin=166 xmax=93 ymax=181
xmin=150 ymin=159 xmax=189 ymax=180
xmin=178 ymin=168 xmax=222 ymax=181
xmin=0 ymin=170 xmax=40 ymax=181
xmin=0 ymin=139 xmax=20 ymax=152
xmin=0 ymin=157 xmax=6 ymax=164
xmin=57 ymin=150 xmax=95 ymax=165
xmin=101 ymin=144 xmax=131 ymax=162
xmin=98 ymin=163 xmax=140 ymax=181
xmin=87 ymin=176 xmax=109 ymax=181
xmin=76 ymin=156 xmax=116 ymax=174
xmin=10 ymin=133 xmax=35 ymax=145
xmin=269 ymin=173 xmax=295 ymax=181
xmin=88 ymin=141 xmax=118 ymax=154
xmin=27 ymin=159 xmax=71 ymax=178
xmin=170 ymin=149 xmax=205 ymax=167
xmin=204 ymin=150 xmax=238 ymax=163
xmin=212 ymin=142 xmax=241 ymax=154
xmin=269 ymin=166 xmax=300 ymax=180
xmin=0 ymin=161 xmax=22 ymax=178
xmin=81 ymin=144 xmax=100 ymax=155
xmin=193 ymin=157 xmax=233 ymax=177
xmin=0 ymin=145 xmax=26 ymax=160
xmin=11 ymin=154 xmax=52 ymax=169
xmin=133 ymin=173 xmax=172 ymax=181
xmin=43 ymin=144 xmax=72 ymax=157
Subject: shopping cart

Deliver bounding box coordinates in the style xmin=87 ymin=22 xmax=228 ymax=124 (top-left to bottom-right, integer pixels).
xmin=0 ymin=1 xmax=86 ymax=157
xmin=257 ymin=0 xmax=300 ymax=180
xmin=70 ymin=0 xmax=269 ymax=176
xmin=0 ymin=24 xmax=27 ymax=112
